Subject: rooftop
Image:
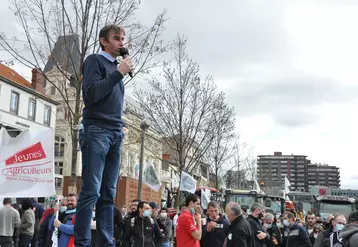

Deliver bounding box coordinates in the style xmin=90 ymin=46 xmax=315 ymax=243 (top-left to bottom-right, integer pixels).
xmin=0 ymin=63 xmax=59 ymax=105
xmin=0 ymin=63 xmax=32 ymax=88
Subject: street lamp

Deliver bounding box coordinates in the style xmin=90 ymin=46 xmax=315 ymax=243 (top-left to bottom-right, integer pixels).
xmin=137 ymin=118 xmax=151 ymax=200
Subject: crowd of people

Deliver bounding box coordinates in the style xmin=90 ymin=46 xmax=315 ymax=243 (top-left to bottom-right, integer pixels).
xmin=2 ymin=193 xmax=358 ymax=247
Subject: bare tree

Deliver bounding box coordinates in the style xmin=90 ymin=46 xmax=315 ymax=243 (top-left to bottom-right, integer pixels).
xmin=225 ymin=138 xmax=257 ymax=190
xmin=135 ymin=36 xmax=229 ymax=203
xmin=0 ymin=0 xmax=167 ymax=191
xmin=205 ymin=103 xmax=236 ymax=189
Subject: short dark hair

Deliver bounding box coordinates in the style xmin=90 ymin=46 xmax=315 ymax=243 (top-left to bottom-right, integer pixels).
xmin=99 ymin=24 xmax=125 ymax=50
xmin=185 ymin=193 xmax=199 ymax=207
xmin=21 ymin=198 xmax=33 ymax=211
xmin=208 ymin=201 xmax=220 ymax=209
xmin=305 ymin=211 xmax=315 ymax=221
xmin=179 ymin=204 xmax=186 ymax=210
xmin=3 ymin=198 xmax=11 ymax=205
xmin=161 ymin=208 xmax=168 ymax=213
xmin=284 ymin=212 xmax=295 ymax=220
xmin=137 ymin=201 xmax=148 ymax=210
xmin=67 ymin=193 xmax=77 ymax=199
xmin=132 ymin=199 xmax=140 ymax=203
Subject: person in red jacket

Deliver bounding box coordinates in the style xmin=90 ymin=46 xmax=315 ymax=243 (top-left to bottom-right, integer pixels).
xmin=176 ymin=194 xmax=202 ymax=247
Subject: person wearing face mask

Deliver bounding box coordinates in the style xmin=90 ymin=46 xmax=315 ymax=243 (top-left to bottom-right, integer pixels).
xmin=282 ymin=212 xmax=312 ymax=247
xmin=38 ymin=198 xmax=68 ymax=247
xmin=201 ymin=201 xmax=229 ymax=247
xmin=263 ymin=213 xmax=282 ymax=247
xmin=122 ymin=201 xmax=162 ymax=247
xmin=247 ymin=203 xmax=270 ymax=247
xmin=313 ymin=214 xmax=346 ymax=247
xmin=156 ymin=208 xmax=172 ymax=247
xmin=276 ymin=218 xmax=284 ymax=230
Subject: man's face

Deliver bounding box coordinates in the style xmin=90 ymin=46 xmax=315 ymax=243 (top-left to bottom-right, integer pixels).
xmin=100 ymin=30 xmax=125 ymax=57
xmin=255 ymin=208 xmax=264 ymax=218
xmin=307 ymin=214 xmax=316 ymax=226
xmin=121 ymin=207 xmax=127 ymax=214
xmin=333 ymin=216 xmax=346 ymax=230
xmin=225 ymin=205 xmax=233 ymax=223
xmin=139 ymin=203 xmax=152 ymax=216
xmin=67 ymin=196 xmax=77 ymax=209
xmin=152 ymin=207 xmax=159 ymax=217
xmin=131 ymin=201 xmax=139 ymax=212
xmin=208 ymin=206 xmax=219 ymax=220
xmin=189 ymin=199 xmax=201 ymax=212
xmin=265 ymin=218 xmax=273 ymax=225
xmin=283 ymin=214 xmax=292 ymax=224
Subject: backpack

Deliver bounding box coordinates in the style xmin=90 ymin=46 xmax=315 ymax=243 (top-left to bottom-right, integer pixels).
xmin=336 ymin=230 xmax=358 ymax=247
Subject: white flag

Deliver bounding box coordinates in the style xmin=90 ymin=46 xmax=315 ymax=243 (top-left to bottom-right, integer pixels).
xmin=201 ymin=189 xmax=211 ymax=210
xmin=284 ymin=176 xmax=291 ymax=195
xmin=179 ymin=171 xmax=197 ymax=194
xmin=143 ymin=165 xmax=161 ymax=192
xmin=0 ymin=128 xmax=55 ymax=197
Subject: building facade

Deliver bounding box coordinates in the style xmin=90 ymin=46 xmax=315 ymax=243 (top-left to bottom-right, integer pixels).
xmin=257 ymin=152 xmax=340 ymax=192
xmin=257 ymin=152 xmax=310 ymax=192
xmin=0 ymin=65 xmax=58 ymax=133
xmin=0 ymin=64 xmax=59 ymax=190
xmin=307 ymin=163 xmax=340 ymax=189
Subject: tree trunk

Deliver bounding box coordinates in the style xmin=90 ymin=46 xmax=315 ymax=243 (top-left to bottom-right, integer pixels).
xmin=68 ymin=85 xmax=82 ymax=194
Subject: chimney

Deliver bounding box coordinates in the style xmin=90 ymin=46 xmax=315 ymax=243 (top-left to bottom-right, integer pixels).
xmin=31 ymin=68 xmax=45 ymax=94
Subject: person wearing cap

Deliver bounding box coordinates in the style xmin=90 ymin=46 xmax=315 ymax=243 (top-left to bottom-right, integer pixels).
xmin=339 ymin=211 xmax=358 ymax=246
xmin=149 ymin=202 xmax=160 ymax=220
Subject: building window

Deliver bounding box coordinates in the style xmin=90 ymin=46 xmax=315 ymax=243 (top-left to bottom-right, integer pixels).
xmin=55 ymin=177 xmax=63 ymax=188
xmin=44 ymin=105 xmax=51 ymax=126
xmin=10 ymin=91 xmax=19 ymax=115
xmin=50 ymin=86 xmax=56 ymax=95
xmin=54 ymin=136 xmax=65 ymax=157
xmin=55 ymin=161 xmax=63 ymax=175
xmin=28 ymin=98 xmax=36 ymax=121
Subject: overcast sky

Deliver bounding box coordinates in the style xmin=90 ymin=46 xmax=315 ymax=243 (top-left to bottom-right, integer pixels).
xmin=1 ymin=0 xmax=358 ymax=188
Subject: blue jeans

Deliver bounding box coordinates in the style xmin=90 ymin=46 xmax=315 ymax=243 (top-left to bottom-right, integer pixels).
xmin=18 ymin=234 xmax=32 ymax=247
xmin=157 ymin=241 xmax=171 ymax=247
xmin=74 ymin=125 xmax=123 ymax=247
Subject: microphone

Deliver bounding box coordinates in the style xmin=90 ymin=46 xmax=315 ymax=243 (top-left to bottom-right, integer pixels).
xmin=119 ymin=47 xmax=133 ymax=78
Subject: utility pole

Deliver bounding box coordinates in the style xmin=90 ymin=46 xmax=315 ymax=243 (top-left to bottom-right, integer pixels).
xmin=137 ymin=119 xmax=151 ymax=200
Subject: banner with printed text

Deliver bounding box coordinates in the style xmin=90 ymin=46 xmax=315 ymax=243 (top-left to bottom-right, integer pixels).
xmin=0 ymin=128 xmax=55 ymax=197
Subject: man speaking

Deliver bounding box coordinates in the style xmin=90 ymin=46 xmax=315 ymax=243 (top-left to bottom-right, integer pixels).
xmin=74 ymin=24 xmax=133 ymax=247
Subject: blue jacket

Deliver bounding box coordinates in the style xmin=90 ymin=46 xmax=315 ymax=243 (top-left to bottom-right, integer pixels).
xmin=201 ymin=215 xmax=230 ymax=247
xmin=48 ymin=212 xmax=75 ymax=247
